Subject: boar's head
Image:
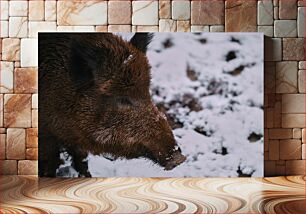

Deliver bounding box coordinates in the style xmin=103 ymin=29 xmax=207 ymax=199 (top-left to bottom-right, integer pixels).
xmin=70 ymin=33 xmax=186 ymax=170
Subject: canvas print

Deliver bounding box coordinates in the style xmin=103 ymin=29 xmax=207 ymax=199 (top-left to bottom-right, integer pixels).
xmin=38 ymin=32 xmax=264 ymax=177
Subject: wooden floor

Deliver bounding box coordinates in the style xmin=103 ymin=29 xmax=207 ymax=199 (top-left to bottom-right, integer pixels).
xmin=0 ymin=176 xmax=305 ymax=214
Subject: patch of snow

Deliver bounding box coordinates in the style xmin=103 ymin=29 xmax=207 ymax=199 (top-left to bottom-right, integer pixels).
xmin=56 ymin=151 xmax=79 ymax=177
xmin=123 ymin=54 xmax=134 ymax=64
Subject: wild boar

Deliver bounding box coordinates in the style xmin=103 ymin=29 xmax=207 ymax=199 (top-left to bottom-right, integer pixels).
xmin=38 ymin=33 xmax=186 ymax=177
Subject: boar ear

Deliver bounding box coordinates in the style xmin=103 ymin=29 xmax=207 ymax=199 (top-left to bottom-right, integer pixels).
xmin=70 ymin=41 xmax=99 ymax=90
xmin=130 ymin=33 xmax=153 ymax=53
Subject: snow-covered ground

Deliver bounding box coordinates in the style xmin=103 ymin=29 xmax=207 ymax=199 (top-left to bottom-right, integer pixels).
xmin=61 ymin=33 xmax=264 ymax=177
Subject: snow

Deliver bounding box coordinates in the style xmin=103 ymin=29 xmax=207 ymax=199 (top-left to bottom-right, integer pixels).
xmin=60 ymin=33 xmax=264 ymax=177
xmin=56 ymin=151 xmax=79 ymax=177
xmin=123 ymin=54 xmax=134 ymax=64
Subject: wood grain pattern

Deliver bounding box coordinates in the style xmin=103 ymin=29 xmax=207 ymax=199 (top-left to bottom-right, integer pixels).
xmin=0 ymin=176 xmax=305 ymax=213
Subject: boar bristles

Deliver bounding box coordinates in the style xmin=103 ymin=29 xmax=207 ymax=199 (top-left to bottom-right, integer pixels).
xmin=70 ymin=41 xmax=100 ymax=90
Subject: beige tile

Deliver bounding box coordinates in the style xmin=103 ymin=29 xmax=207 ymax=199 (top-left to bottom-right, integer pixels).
xmin=257 ymin=0 xmax=273 ymax=25
xmin=56 ymin=26 xmax=95 ymax=32
xmin=282 ymin=114 xmax=305 ymax=128
xmin=274 ymin=7 xmax=279 ymax=20
xmin=298 ymin=70 xmax=305 ymax=93
xmin=299 ymin=61 xmax=306 ymax=70
xmin=28 ymin=21 xmax=57 ymax=38
xmin=0 ymin=134 xmax=5 ymax=159
xmin=57 ymin=1 xmax=107 ymax=25
xmin=26 ymin=148 xmax=38 ymax=160
xmin=0 ymin=61 xmax=14 ymax=93
xmin=6 ymin=128 xmax=25 ymax=159
xmin=282 ymin=94 xmax=305 ymax=113
xmin=159 ymin=19 xmax=177 ymax=32
xmin=18 ymin=160 xmax=38 ymax=175
xmin=95 ymin=26 xmax=108 ymax=32
xmin=32 ymin=94 xmax=38 ymax=109
xmin=159 ymin=1 xmax=171 ymax=19
xmin=274 ymin=0 xmax=279 ymax=6
xmin=210 ymin=25 xmax=225 ymax=32
xmin=0 ymin=21 xmax=8 ymax=37
xmin=193 ymin=0 xmax=224 ymax=25
xmin=191 ymin=25 xmax=209 ymax=32
xmin=302 ymin=144 xmax=306 ymax=159
xmin=285 ymin=160 xmax=305 ymax=175
xmin=45 ymin=1 xmax=57 ymax=21
xmin=108 ymin=1 xmax=131 ymax=24
xmin=26 ymin=128 xmax=38 ymax=148
xmin=269 ymin=128 xmax=292 ymax=139
xmin=225 ymin=0 xmax=256 ymax=32
xmin=303 ymin=129 xmax=306 ymax=143
xmin=136 ymin=26 xmax=159 ymax=32
xmin=108 ymin=25 xmax=131 ymax=32
xmin=280 ymin=139 xmax=302 ymax=160
xmin=279 ymin=0 xmax=297 ymax=19
xmin=0 ymin=160 xmax=17 ymax=175
xmin=172 ymin=1 xmax=190 ymax=20
xmin=258 ymin=26 xmax=273 ymax=37
xmin=0 ymin=1 xmax=9 ymax=21
xmin=2 ymin=38 xmax=20 ymax=61
xmin=14 ymin=68 xmax=38 ymax=94
xmin=4 ymin=94 xmax=31 ymax=128
xmin=283 ymin=38 xmax=305 ymax=61
xmin=132 ymin=1 xmax=158 ymax=25
xmin=132 ymin=25 xmax=136 ymax=32
xmin=20 ymin=38 xmax=38 ymax=67
xmin=293 ymin=128 xmax=302 ymax=139
xmin=177 ymin=21 xmax=190 ymax=32
xmin=298 ymin=0 xmax=305 ymax=6
xmin=276 ymin=61 xmax=298 ymax=93
xmin=29 ymin=1 xmax=44 ymax=21
xmin=297 ymin=7 xmax=305 ymax=37
xmin=0 ymin=128 xmax=6 ymax=134
xmin=14 ymin=61 xmax=20 ymax=68
xmin=9 ymin=1 xmax=28 ymax=17
xmin=9 ymin=17 xmax=28 ymax=38
xmin=32 ymin=110 xmax=38 ymax=128
xmin=274 ymin=20 xmax=297 ymax=37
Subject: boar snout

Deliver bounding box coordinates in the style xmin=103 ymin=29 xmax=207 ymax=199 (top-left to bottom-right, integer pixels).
xmin=164 ymin=149 xmax=186 ymax=170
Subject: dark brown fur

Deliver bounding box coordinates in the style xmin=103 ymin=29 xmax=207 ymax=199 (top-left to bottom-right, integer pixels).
xmin=38 ymin=33 xmax=185 ymax=177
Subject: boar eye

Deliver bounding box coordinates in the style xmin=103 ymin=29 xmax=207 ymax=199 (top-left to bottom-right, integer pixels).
xmin=118 ymin=97 xmax=134 ymax=107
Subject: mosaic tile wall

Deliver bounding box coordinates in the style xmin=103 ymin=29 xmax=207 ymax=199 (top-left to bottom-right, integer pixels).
xmin=0 ymin=0 xmax=305 ymax=176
